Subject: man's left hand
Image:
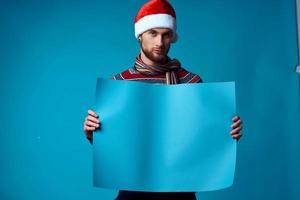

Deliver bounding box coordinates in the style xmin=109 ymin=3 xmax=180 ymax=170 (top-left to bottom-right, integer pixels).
xmin=230 ymin=116 xmax=243 ymax=141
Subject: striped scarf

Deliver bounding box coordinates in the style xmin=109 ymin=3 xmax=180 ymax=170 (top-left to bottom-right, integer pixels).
xmin=134 ymin=55 xmax=181 ymax=85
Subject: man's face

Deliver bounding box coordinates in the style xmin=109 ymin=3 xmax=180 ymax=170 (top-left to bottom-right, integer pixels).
xmin=139 ymin=28 xmax=173 ymax=64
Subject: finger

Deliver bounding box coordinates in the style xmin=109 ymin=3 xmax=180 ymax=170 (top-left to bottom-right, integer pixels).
xmin=232 ymin=132 xmax=242 ymax=137
xmin=86 ymin=121 xmax=100 ymax=128
xmin=84 ymin=125 xmax=96 ymax=131
xmin=231 ymin=120 xmax=242 ymax=129
xmin=87 ymin=115 xmax=100 ymax=124
xmin=232 ymin=116 xmax=240 ymax=122
xmin=231 ymin=131 xmax=242 ymax=136
xmin=230 ymin=126 xmax=242 ymax=135
xmin=88 ymin=109 xmax=98 ymax=118
xmin=230 ymin=127 xmax=242 ymax=135
xmin=232 ymin=133 xmax=242 ymax=140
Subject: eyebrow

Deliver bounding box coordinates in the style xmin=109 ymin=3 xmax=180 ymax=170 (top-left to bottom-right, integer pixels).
xmin=150 ymin=29 xmax=172 ymax=35
xmin=149 ymin=29 xmax=157 ymax=34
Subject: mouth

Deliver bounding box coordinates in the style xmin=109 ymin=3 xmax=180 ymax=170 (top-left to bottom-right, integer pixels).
xmin=153 ymin=49 xmax=164 ymax=55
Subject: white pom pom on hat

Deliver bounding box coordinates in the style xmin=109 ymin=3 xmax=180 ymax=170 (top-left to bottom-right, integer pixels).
xmin=134 ymin=0 xmax=178 ymax=43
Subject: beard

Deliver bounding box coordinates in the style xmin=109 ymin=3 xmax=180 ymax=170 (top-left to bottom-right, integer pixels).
xmin=141 ymin=45 xmax=170 ymax=65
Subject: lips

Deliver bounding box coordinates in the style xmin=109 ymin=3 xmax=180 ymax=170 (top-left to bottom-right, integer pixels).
xmin=153 ymin=49 xmax=163 ymax=54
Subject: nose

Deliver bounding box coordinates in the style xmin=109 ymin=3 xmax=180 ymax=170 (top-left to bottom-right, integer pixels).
xmin=155 ymin=35 xmax=163 ymax=48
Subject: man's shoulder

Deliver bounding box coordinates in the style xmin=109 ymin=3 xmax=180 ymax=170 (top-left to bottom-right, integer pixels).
xmin=110 ymin=68 xmax=140 ymax=80
xmin=178 ymin=67 xmax=203 ymax=83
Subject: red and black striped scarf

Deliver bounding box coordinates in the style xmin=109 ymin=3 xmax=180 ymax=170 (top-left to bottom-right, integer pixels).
xmin=134 ymin=55 xmax=181 ymax=85
xmin=111 ymin=55 xmax=202 ymax=84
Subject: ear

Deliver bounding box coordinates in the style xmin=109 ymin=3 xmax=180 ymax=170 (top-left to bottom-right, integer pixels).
xmin=138 ymin=35 xmax=141 ymax=41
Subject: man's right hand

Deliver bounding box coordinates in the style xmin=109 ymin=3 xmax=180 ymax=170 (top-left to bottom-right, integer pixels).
xmin=83 ymin=109 xmax=100 ymax=142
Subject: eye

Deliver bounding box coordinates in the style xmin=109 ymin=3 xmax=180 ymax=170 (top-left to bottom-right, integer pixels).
xmin=148 ymin=30 xmax=156 ymax=36
xmin=163 ymin=32 xmax=172 ymax=39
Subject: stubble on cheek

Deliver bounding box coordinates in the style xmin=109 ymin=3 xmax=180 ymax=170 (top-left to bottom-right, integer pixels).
xmin=141 ymin=44 xmax=169 ymax=64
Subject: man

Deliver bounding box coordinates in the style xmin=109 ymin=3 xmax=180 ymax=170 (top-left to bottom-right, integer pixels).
xmin=83 ymin=0 xmax=243 ymax=199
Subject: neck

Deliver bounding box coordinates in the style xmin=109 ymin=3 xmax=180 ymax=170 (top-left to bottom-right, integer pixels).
xmin=140 ymin=50 xmax=167 ymax=66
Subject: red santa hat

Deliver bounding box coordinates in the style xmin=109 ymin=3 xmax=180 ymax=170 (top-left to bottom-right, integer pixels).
xmin=134 ymin=0 xmax=178 ymax=43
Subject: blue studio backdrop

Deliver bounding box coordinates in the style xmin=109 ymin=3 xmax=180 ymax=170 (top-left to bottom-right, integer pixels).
xmin=0 ymin=0 xmax=299 ymax=200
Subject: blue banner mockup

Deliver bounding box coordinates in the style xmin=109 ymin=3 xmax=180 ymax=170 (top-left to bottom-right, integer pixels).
xmin=93 ymin=78 xmax=236 ymax=192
